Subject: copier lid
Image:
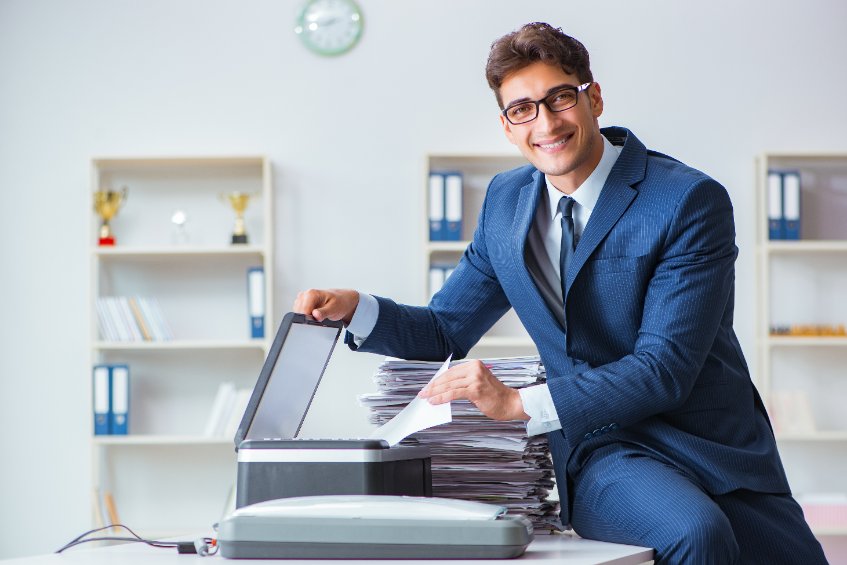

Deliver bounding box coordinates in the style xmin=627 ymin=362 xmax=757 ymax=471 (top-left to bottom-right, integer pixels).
xmin=234 ymin=313 xmax=343 ymax=447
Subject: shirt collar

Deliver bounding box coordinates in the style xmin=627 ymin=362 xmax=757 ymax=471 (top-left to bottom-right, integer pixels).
xmin=545 ymin=135 xmax=621 ymax=220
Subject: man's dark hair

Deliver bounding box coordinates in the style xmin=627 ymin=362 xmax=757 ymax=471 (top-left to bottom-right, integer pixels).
xmin=485 ymin=22 xmax=594 ymax=109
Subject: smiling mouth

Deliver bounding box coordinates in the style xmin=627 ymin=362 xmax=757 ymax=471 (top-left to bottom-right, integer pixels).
xmin=535 ymin=133 xmax=573 ymax=150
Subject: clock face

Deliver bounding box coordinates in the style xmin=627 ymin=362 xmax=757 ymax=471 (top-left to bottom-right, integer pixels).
xmin=295 ymin=0 xmax=363 ymax=56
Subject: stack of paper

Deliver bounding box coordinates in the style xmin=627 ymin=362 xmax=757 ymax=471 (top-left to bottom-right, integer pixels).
xmin=359 ymin=356 xmax=561 ymax=533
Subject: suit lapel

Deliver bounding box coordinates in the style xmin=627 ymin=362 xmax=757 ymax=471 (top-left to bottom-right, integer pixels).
xmin=564 ymin=128 xmax=647 ymax=295
xmin=511 ymin=171 xmax=565 ymax=331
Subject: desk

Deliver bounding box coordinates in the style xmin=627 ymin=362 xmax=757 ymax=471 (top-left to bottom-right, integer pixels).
xmin=4 ymin=534 xmax=653 ymax=564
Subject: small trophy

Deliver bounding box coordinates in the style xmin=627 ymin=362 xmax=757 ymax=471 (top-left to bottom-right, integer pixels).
xmin=171 ymin=210 xmax=190 ymax=245
xmin=219 ymin=191 xmax=257 ymax=245
xmin=93 ymin=186 xmax=128 ymax=246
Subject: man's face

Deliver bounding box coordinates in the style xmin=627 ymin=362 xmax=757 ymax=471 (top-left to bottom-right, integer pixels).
xmin=499 ymin=61 xmax=604 ymax=193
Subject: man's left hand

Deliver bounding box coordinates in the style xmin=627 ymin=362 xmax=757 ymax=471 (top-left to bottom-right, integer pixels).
xmin=418 ymin=360 xmax=529 ymax=421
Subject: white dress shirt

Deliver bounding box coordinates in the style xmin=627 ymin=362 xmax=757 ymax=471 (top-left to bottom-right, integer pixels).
xmin=348 ymin=136 xmax=621 ymax=436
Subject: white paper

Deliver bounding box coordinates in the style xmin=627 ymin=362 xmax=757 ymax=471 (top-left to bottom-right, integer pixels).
xmin=369 ymin=356 xmax=453 ymax=446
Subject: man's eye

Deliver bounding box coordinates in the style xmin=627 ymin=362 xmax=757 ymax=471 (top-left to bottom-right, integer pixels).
xmin=552 ymin=91 xmax=574 ymax=104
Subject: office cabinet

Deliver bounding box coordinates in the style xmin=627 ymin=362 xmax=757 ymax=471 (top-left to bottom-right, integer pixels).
xmin=89 ymin=156 xmax=273 ymax=534
xmin=756 ymin=153 xmax=847 ymax=535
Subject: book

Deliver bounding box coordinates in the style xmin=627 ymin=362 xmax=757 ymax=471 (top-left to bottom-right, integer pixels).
xmin=204 ymin=382 xmax=237 ymax=437
xmin=127 ymin=297 xmax=152 ymax=341
xmin=224 ymin=389 xmax=252 ymax=440
xmin=103 ymin=491 xmax=121 ymax=528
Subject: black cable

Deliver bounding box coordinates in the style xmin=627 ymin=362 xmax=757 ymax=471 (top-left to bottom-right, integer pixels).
xmin=55 ymin=524 xmax=215 ymax=555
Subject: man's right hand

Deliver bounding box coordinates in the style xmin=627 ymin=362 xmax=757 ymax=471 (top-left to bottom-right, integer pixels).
xmin=292 ymin=289 xmax=360 ymax=325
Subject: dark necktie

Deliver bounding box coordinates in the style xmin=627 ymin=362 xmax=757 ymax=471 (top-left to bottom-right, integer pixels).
xmin=558 ymin=196 xmax=575 ymax=299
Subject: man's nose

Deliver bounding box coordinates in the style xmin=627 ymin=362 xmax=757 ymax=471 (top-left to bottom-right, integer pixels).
xmin=535 ymin=103 xmax=558 ymax=129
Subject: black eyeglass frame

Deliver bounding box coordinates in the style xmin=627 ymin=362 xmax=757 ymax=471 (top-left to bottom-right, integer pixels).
xmin=501 ymin=82 xmax=593 ymax=125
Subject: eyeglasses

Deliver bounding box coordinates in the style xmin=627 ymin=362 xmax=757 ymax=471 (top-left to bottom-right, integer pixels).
xmin=502 ymin=82 xmax=592 ymax=125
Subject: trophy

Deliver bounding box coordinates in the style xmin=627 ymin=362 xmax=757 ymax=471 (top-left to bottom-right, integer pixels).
xmin=171 ymin=209 xmax=190 ymax=245
xmin=93 ymin=186 xmax=128 ymax=246
xmin=219 ymin=191 xmax=257 ymax=244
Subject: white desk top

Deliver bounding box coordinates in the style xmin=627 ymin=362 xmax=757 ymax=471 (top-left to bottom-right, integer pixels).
xmin=5 ymin=534 xmax=653 ymax=565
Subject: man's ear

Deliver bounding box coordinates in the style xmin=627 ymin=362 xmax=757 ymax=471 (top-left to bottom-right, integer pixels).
xmin=499 ymin=113 xmax=517 ymax=145
xmin=589 ymin=82 xmax=604 ymax=118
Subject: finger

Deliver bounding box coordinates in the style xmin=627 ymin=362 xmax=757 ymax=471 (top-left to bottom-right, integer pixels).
xmin=426 ymin=387 xmax=469 ymax=405
xmin=419 ymin=370 xmax=470 ymax=397
xmin=293 ymin=289 xmax=325 ymax=314
xmin=427 ymin=377 xmax=484 ymax=404
xmin=430 ymin=362 xmax=478 ymax=384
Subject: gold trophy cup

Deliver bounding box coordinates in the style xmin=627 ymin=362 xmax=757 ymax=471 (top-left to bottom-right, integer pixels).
xmin=93 ymin=187 xmax=128 ymax=246
xmin=219 ymin=191 xmax=257 ymax=244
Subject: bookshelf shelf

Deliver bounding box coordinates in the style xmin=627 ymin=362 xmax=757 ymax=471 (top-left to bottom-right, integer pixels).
xmin=766 ymin=241 xmax=847 ymax=253
xmin=93 ymin=435 xmax=234 ymax=446
xmin=89 ymin=155 xmax=273 ymax=533
xmin=93 ymin=339 xmax=270 ymax=351
xmin=812 ymin=528 xmax=847 ymax=536
xmin=776 ymin=431 xmax=847 ymax=442
xmin=766 ymin=336 xmax=847 ymax=347
xmin=426 ymin=241 xmax=472 ymax=252
xmin=756 ymin=153 xmax=847 ymax=539
xmin=93 ymin=245 xmax=266 ymax=257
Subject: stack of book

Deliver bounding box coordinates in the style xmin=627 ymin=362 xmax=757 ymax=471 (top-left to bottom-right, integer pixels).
xmin=204 ymin=382 xmax=252 ymax=439
xmin=359 ymin=356 xmax=561 ymax=533
xmin=96 ymin=296 xmax=174 ymax=342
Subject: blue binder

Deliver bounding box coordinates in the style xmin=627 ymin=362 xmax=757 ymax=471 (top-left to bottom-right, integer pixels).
xmin=428 ymin=172 xmax=446 ymax=241
xmin=248 ymin=267 xmax=265 ymax=339
xmin=93 ymin=365 xmax=111 ymax=435
xmin=782 ymin=171 xmax=801 ymax=240
xmin=110 ymin=364 xmax=130 ymax=435
xmin=767 ymin=171 xmax=784 ymax=240
xmin=444 ymin=172 xmax=463 ymax=241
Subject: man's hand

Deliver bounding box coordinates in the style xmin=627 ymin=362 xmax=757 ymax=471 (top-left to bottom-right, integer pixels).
xmin=418 ymin=360 xmax=529 ymax=421
xmin=292 ymin=288 xmax=360 ymax=325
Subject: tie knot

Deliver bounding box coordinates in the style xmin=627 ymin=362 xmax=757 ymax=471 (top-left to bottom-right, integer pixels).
xmin=558 ymin=196 xmax=574 ymax=219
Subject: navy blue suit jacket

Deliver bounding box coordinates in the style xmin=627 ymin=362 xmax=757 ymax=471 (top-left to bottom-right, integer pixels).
xmin=351 ymin=127 xmax=789 ymax=524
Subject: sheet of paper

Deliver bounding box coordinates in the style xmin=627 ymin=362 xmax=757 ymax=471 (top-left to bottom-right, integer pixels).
xmin=369 ymin=356 xmax=452 ymax=446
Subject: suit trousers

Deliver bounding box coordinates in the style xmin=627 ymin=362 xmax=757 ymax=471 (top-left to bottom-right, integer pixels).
xmin=569 ymin=444 xmax=828 ymax=564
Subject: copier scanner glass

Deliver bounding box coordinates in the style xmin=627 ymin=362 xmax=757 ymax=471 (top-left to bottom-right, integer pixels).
xmin=236 ymin=313 xmax=343 ymax=445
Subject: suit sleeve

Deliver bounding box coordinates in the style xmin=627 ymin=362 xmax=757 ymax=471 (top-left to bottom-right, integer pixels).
xmin=348 ymin=179 xmax=513 ymax=361
xmin=547 ymin=177 xmax=739 ymax=443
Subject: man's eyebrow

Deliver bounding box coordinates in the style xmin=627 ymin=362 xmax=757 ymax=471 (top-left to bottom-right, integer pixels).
xmin=504 ymin=83 xmax=578 ymax=108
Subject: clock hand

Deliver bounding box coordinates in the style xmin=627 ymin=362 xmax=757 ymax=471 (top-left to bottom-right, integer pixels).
xmin=314 ymin=15 xmax=339 ymax=26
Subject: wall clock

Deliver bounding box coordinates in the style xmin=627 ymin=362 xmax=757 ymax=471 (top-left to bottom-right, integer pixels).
xmin=295 ymin=0 xmax=364 ymax=56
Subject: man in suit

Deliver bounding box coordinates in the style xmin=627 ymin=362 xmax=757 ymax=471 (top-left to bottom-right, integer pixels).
xmin=294 ymin=23 xmax=826 ymax=564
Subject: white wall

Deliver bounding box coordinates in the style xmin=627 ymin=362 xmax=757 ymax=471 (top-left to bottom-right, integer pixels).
xmin=2 ymin=0 xmax=847 ymax=558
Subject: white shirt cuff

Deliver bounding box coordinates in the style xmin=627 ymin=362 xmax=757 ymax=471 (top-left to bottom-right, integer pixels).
xmin=519 ymin=384 xmax=562 ymax=436
xmin=346 ymin=292 xmax=379 ymax=347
